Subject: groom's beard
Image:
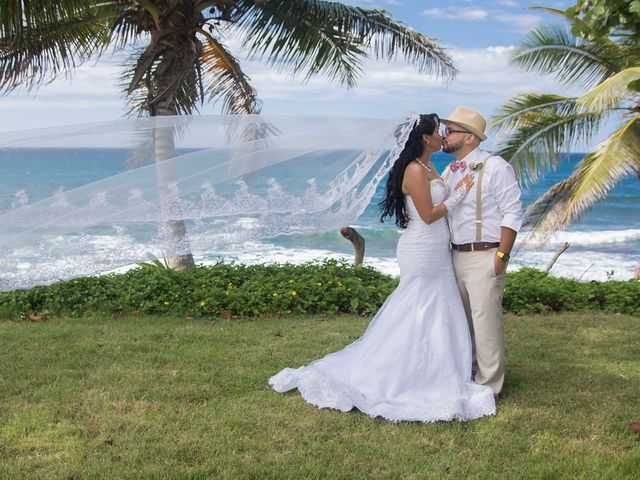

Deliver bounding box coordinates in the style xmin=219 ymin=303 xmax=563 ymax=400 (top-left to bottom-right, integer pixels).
xmin=442 ymin=139 xmax=461 ymax=154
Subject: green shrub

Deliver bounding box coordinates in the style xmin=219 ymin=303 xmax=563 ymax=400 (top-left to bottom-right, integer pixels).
xmin=0 ymin=263 xmax=637 ymax=320
xmin=504 ymin=268 xmax=639 ymax=316
xmin=0 ymin=260 xmax=398 ymax=319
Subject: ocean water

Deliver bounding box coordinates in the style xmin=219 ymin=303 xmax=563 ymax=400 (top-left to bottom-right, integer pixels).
xmin=1 ymin=149 xmax=638 ymax=282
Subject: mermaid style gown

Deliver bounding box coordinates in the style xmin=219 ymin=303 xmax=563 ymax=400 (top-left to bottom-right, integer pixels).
xmin=268 ymin=179 xmax=496 ymax=422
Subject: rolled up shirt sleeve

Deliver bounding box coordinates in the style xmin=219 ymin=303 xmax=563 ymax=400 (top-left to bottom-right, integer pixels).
xmin=491 ymin=160 xmax=523 ymax=232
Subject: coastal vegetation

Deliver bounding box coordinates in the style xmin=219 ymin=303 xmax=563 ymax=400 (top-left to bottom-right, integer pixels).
xmin=491 ymin=0 xmax=640 ymax=237
xmin=1 ymin=311 xmax=638 ymax=478
xmin=1 ymin=261 xmax=638 ymax=319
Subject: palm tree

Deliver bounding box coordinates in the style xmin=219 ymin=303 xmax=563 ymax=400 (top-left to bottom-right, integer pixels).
xmin=0 ymin=0 xmax=456 ymax=269
xmin=490 ymin=7 xmax=639 ymax=237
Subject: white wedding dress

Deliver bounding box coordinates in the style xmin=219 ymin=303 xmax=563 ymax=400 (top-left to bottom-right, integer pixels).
xmin=269 ymin=179 xmax=496 ymax=422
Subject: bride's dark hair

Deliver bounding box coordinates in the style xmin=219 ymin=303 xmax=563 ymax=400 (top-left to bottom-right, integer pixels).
xmin=378 ymin=114 xmax=440 ymax=228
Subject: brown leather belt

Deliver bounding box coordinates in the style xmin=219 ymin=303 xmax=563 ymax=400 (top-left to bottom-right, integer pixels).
xmin=451 ymin=242 xmax=500 ymax=252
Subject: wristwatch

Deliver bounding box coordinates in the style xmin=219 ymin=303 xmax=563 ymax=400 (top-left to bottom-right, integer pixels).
xmin=496 ymin=250 xmax=510 ymax=262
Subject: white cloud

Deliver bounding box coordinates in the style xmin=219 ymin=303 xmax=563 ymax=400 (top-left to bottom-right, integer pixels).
xmin=460 ymin=8 xmax=489 ymax=20
xmin=422 ymin=7 xmax=488 ymax=21
xmin=494 ymin=13 xmax=543 ymax=31
xmin=494 ymin=0 xmax=520 ymax=6
xmin=422 ymin=8 xmax=444 ymax=16
xmin=0 ymin=42 xmax=581 ymax=136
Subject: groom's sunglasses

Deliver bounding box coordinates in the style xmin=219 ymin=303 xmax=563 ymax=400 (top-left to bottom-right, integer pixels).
xmin=439 ymin=125 xmax=472 ymax=136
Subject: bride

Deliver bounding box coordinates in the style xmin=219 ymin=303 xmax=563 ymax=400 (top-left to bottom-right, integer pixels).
xmin=268 ymin=114 xmax=496 ymax=422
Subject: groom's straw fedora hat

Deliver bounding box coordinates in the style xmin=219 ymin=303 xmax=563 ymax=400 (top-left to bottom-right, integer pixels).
xmin=441 ymin=106 xmax=488 ymax=141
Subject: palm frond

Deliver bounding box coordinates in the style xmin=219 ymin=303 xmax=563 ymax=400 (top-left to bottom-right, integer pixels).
xmin=491 ymin=92 xmax=579 ymax=133
xmin=570 ymin=115 xmax=640 ymax=212
xmin=521 ymin=175 xmax=574 ymax=234
xmin=0 ymin=0 xmax=90 ymax=37
xmin=0 ymin=8 xmax=110 ymax=93
xmin=132 ymin=0 xmax=160 ymax=28
xmin=529 ymin=5 xmax=599 ymax=38
xmin=199 ymin=33 xmax=261 ymax=114
xmin=525 ymin=115 xmax=640 ymax=236
xmin=171 ymin=65 xmax=202 ymax=116
xmin=491 ymin=92 xmax=603 ymax=185
xmin=120 ymin=46 xmax=154 ymax=115
xmin=121 ymin=43 xmax=201 ymax=117
xmin=529 ymin=6 xmax=569 ymax=17
xmin=104 ymin=4 xmax=149 ymax=51
xmin=231 ymin=0 xmax=456 ymax=87
xmin=577 ymin=66 xmax=640 ymax=113
xmin=512 ymin=21 xmax=627 ymax=89
xmin=125 ymin=41 xmax=157 ymax=95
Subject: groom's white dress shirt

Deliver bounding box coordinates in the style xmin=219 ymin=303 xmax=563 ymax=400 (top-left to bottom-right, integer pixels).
xmin=445 ymin=147 xmax=523 ymax=244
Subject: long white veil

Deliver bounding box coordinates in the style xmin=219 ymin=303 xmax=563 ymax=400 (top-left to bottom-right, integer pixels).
xmin=0 ymin=114 xmax=417 ymax=291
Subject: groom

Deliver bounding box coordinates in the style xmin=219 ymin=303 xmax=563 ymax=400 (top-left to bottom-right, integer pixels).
xmin=441 ymin=106 xmax=523 ymax=396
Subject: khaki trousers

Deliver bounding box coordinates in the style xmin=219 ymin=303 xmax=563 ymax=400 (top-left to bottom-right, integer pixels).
xmin=452 ymin=248 xmax=506 ymax=395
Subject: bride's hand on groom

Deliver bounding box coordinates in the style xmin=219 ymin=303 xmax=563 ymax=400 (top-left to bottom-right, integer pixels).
xmin=455 ymin=174 xmax=474 ymax=194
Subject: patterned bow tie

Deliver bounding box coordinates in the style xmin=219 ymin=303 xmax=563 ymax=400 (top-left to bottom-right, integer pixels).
xmin=450 ymin=160 xmax=466 ymax=172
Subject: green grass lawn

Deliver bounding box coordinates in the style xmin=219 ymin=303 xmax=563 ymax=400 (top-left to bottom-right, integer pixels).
xmin=1 ymin=312 xmax=639 ymax=479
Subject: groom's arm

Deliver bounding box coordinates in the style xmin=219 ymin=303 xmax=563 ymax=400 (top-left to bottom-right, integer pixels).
xmin=498 ymin=227 xmax=517 ymax=256
xmin=495 ymin=226 xmax=517 ymax=274
xmin=491 ymin=159 xmax=523 ymax=274
xmin=491 ymin=160 xmax=522 ymax=234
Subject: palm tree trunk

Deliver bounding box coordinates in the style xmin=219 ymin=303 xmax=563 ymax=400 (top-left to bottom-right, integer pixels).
xmin=153 ymin=103 xmax=196 ymax=270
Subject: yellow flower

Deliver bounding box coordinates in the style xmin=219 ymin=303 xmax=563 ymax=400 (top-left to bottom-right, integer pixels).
xmin=199 ymin=300 xmax=206 ymax=307
xmin=291 ymin=290 xmax=297 ymax=296
xmin=316 ymin=282 xmax=322 ymax=286
xmin=272 ymin=293 xmax=279 ymax=297
xmin=227 ymin=283 xmax=234 ymax=289
xmin=288 ymin=279 xmax=294 ymax=284
xmin=164 ymin=301 xmax=170 ymax=305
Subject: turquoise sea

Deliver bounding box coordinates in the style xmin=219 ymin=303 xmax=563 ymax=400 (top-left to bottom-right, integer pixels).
xmin=0 ymin=149 xmax=638 ymax=282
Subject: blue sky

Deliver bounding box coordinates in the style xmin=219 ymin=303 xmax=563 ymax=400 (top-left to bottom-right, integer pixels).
xmin=1 ymin=0 xmax=579 ymax=145
xmin=349 ymin=0 xmax=569 ymax=47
